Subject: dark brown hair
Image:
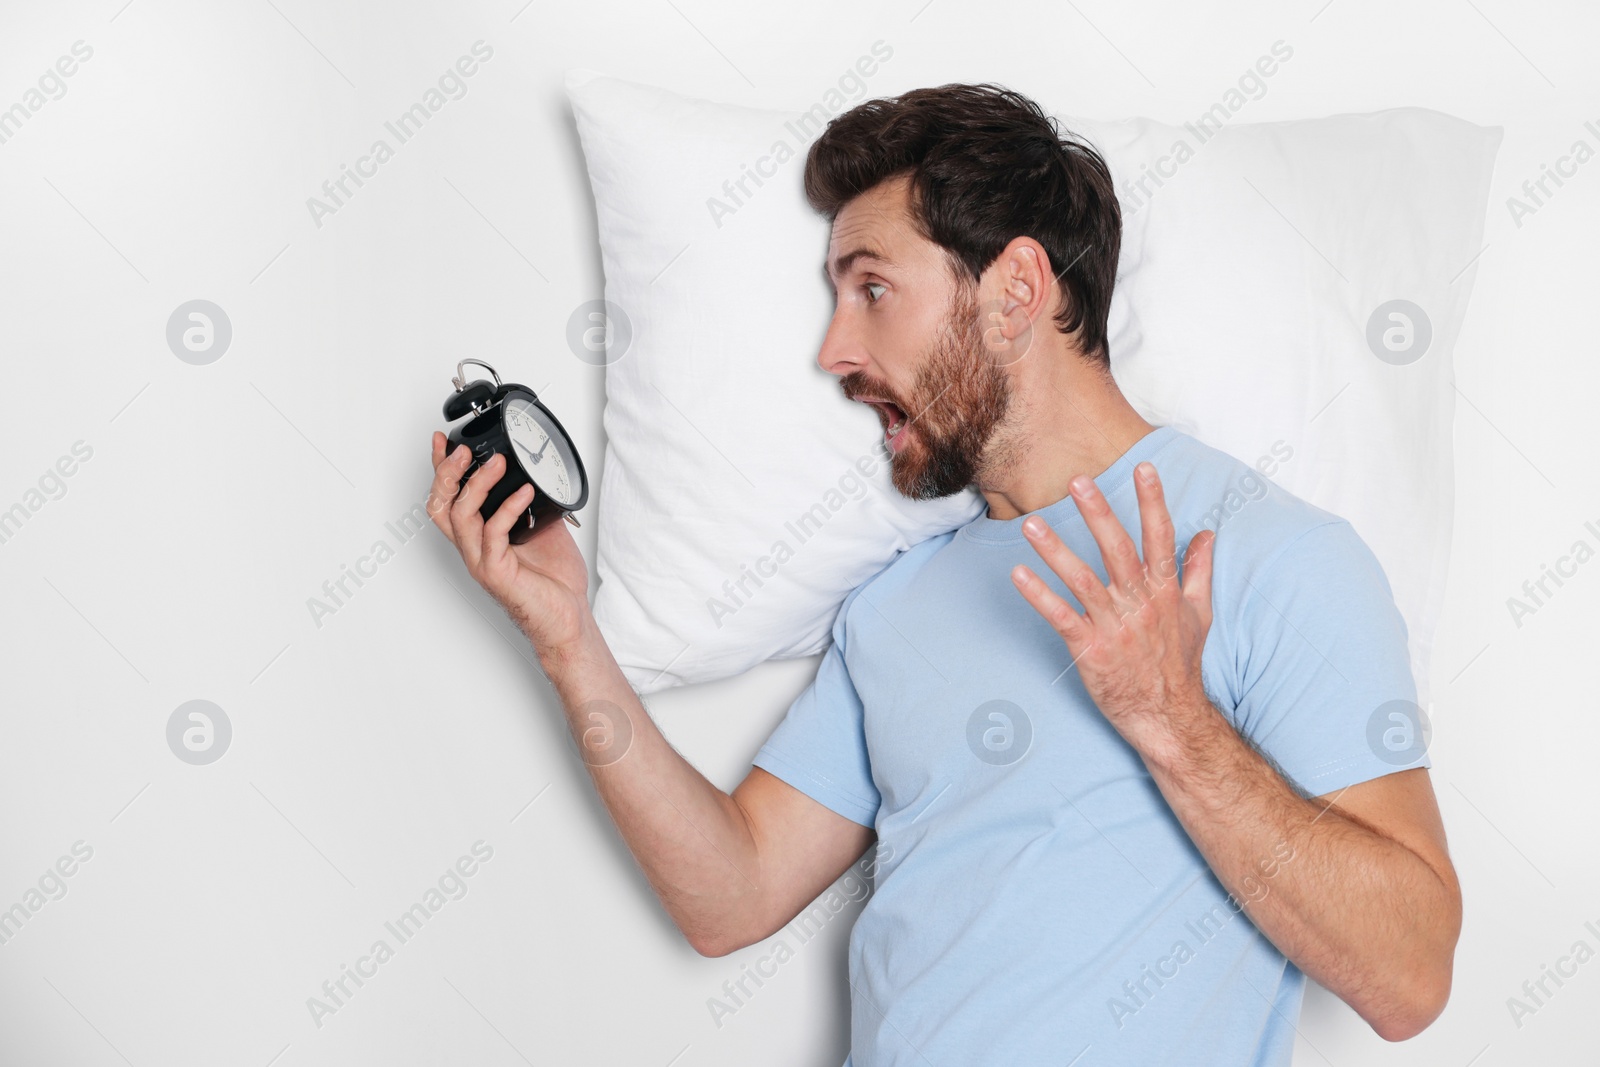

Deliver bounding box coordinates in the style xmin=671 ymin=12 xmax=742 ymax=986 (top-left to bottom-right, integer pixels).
xmin=803 ymin=82 xmax=1122 ymax=365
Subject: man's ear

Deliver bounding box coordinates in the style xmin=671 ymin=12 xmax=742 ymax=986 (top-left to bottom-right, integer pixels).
xmin=1001 ymin=237 xmax=1055 ymax=323
xmin=976 ymin=237 xmax=1052 ymax=367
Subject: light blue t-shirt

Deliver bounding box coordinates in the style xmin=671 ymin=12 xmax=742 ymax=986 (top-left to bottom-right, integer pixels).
xmin=751 ymin=424 xmax=1429 ymax=1067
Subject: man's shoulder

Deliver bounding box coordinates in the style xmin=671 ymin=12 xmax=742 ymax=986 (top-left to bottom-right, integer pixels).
xmin=1164 ymin=432 xmax=1346 ymax=558
xmin=1162 ymin=431 xmax=1386 ymax=613
xmin=839 ymin=526 xmax=959 ymax=618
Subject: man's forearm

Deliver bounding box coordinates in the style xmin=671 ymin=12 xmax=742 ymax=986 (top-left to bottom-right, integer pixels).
xmin=535 ymin=615 xmax=762 ymax=953
xmin=1133 ymin=698 xmax=1460 ymax=1041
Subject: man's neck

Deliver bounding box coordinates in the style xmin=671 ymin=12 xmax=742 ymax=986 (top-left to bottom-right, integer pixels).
xmin=975 ymin=371 xmax=1157 ymax=521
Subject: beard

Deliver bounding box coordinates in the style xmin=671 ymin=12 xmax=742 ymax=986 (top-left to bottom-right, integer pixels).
xmin=841 ymin=284 xmax=1014 ymax=500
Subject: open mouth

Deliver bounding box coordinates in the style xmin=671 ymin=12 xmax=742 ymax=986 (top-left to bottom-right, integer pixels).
xmin=854 ymin=395 xmax=910 ymax=445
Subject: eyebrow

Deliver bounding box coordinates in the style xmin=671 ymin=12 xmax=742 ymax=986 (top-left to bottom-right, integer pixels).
xmin=824 ymin=246 xmax=893 ymax=284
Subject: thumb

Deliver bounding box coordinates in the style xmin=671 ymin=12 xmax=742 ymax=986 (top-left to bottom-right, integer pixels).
xmin=1181 ymin=529 xmax=1216 ymax=625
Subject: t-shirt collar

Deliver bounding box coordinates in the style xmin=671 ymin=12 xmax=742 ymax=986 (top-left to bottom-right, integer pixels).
xmin=958 ymin=424 xmax=1179 ymax=545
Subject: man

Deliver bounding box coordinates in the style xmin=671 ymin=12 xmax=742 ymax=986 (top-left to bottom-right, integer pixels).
xmin=428 ymin=82 xmax=1461 ymax=1065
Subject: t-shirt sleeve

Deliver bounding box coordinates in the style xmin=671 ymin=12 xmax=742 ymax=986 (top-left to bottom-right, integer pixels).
xmin=1226 ymin=519 xmax=1431 ymax=799
xmin=751 ymin=584 xmax=881 ymax=829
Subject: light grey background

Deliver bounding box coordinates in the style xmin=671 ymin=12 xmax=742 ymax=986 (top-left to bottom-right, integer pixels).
xmin=0 ymin=1 xmax=1594 ymax=1064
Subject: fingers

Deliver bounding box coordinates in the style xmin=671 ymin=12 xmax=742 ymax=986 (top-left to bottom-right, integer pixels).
xmin=1181 ymin=529 xmax=1216 ymax=627
xmin=427 ymin=438 xmax=474 ymax=544
xmin=1069 ymin=475 xmax=1144 ymax=595
xmin=482 ymin=482 xmax=535 ymax=564
xmin=1134 ymin=463 xmax=1178 ymax=594
xmin=1010 ymin=563 xmax=1088 ymax=648
xmin=450 ymin=452 xmax=507 ymax=569
xmin=1022 ymin=515 xmax=1116 ymax=625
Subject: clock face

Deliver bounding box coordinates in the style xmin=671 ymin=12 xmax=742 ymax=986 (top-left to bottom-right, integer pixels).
xmin=505 ymin=397 xmax=579 ymax=507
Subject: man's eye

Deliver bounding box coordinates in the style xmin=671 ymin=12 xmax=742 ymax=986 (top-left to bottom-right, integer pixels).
xmin=864 ymin=283 xmax=887 ymax=303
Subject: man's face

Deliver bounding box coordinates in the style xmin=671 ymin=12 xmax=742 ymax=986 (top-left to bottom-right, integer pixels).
xmin=819 ymin=174 xmax=1012 ymax=500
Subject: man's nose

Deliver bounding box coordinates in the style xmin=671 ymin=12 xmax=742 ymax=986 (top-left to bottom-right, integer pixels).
xmin=817 ymin=312 xmax=863 ymax=377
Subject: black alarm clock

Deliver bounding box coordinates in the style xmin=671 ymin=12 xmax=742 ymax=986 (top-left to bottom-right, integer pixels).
xmin=442 ymin=358 xmax=588 ymax=542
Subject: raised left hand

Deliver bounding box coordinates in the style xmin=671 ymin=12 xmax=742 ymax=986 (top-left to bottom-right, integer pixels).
xmin=1010 ymin=461 xmax=1216 ymax=746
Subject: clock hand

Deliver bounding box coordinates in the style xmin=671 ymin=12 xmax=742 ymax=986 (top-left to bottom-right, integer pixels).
xmin=532 ymin=436 xmax=552 ymax=461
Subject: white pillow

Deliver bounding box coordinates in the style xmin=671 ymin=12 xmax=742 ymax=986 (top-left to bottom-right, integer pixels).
xmin=1101 ymin=109 xmax=1501 ymax=711
xmin=566 ymin=68 xmax=986 ymax=693
xmin=565 ymin=68 xmax=1501 ymax=706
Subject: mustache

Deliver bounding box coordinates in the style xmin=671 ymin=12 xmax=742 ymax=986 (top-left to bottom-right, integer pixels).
xmin=840 ymin=371 xmax=899 ymax=407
